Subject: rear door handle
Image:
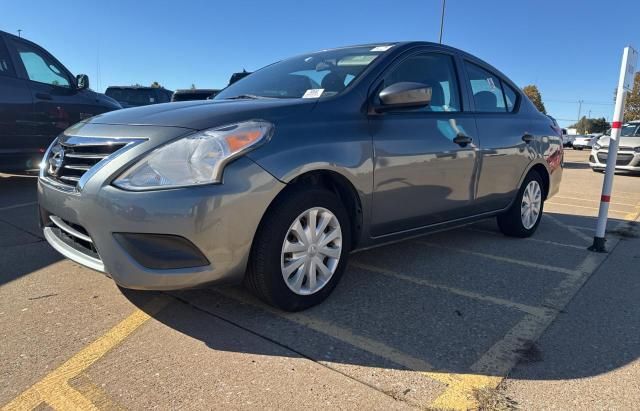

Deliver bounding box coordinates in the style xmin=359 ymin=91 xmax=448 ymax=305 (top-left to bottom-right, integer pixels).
xmin=522 ymin=133 xmax=534 ymax=143
xmin=35 ymin=92 xmax=52 ymax=100
xmin=453 ymin=134 xmax=473 ymax=147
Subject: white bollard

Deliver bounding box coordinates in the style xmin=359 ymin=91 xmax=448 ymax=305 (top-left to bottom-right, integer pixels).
xmin=589 ymin=46 xmax=638 ymax=252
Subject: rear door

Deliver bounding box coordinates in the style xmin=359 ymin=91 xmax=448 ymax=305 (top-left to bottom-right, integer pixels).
xmin=369 ymin=49 xmax=480 ymax=236
xmin=462 ymin=61 xmax=534 ymax=212
xmin=0 ymin=35 xmax=35 ymax=163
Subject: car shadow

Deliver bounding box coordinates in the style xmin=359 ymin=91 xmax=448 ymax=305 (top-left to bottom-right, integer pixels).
xmin=121 ymin=212 xmax=640 ymax=382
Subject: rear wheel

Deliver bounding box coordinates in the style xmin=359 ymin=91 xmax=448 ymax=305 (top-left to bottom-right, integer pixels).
xmin=245 ymin=187 xmax=351 ymax=311
xmin=497 ymin=170 xmax=544 ymax=238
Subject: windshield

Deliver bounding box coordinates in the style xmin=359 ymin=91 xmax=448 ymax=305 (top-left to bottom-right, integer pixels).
xmin=620 ymin=124 xmax=640 ymax=137
xmin=215 ymin=45 xmax=394 ymax=100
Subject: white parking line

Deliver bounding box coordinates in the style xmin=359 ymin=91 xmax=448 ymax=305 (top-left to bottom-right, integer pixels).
xmin=351 ymin=261 xmax=551 ymax=317
xmin=215 ymin=288 xmax=435 ymax=371
xmin=465 ymin=227 xmax=588 ymax=250
xmin=544 ymin=214 xmax=593 ymax=242
xmin=546 ymin=201 xmax=630 ymax=214
xmin=0 ymin=201 xmax=37 ymax=212
xmin=414 ymin=241 xmax=579 ymax=276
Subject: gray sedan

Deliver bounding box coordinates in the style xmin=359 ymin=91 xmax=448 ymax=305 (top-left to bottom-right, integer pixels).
xmin=589 ymin=121 xmax=640 ymax=172
xmin=38 ymin=42 xmax=563 ymax=311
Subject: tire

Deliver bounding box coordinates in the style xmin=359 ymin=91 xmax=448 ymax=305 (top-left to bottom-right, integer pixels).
xmin=497 ymin=170 xmax=545 ymax=238
xmin=245 ymin=187 xmax=351 ymax=311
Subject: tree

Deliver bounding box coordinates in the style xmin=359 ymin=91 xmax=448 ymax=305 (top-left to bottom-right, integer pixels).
xmin=568 ymin=116 xmax=609 ymax=134
xmin=522 ymin=85 xmax=546 ymax=114
xmin=623 ymin=72 xmax=640 ymax=122
xmin=150 ymin=81 xmax=162 ymax=88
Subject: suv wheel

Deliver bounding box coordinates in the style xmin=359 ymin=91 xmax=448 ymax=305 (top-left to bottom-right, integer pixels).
xmin=245 ymin=188 xmax=351 ymax=311
xmin=497 ymin=170 xmax=544 ymax=238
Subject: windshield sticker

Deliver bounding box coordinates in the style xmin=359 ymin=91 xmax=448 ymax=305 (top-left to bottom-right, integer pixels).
xmin=487 ymin=77 xmax=496 ymax=90
xmin=371 ymin=45 xmax=393 ymax=52
xmin=302 ymin=89 xmax=324 ymax=99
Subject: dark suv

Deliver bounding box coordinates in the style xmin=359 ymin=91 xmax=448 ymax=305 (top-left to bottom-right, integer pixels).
xmin=105 ymin=86 xmax=173 ymax=108
xmin=0 ymin=31 xmax=121 ymax=170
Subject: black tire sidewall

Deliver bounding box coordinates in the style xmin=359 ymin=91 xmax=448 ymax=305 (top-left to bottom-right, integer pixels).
xmin=249 ymin=188 xmax=351 ymax=311
xmin=498 ymin=170 xmax=545 ymax=237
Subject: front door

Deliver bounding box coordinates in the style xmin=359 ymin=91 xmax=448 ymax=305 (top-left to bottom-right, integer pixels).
xmin=369 ymin=51 xmax=480 ymax=237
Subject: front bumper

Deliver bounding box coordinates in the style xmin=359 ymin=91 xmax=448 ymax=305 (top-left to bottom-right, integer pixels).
xmin=38 ymin=156 xmax=285 ymax=290
xmin=589 ymin=149 xmax=640 ymax=172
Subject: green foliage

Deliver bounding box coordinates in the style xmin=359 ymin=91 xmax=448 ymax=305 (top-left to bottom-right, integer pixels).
xmin=569 ymin=116 xmax=610 ymax=134
xmin=624 ymin=72 xmax=640 ymax=122
xmin=522 ymin=85 xmax=546 ymax=114
xmin=150 ymin=81 xmax=162 ymax=88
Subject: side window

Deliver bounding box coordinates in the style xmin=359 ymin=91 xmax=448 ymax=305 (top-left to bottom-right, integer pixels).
xmin=503 ymin=82 xmax=518 ymax=112
xmin=0 ymin=38 xmax=15 ymax=77
xmin=13 ymin=40 xmax=71 ymax=88
xmin=383 ymin=52 xmax=461 ymax=112
xmin=465 ymin=62 xmax=506 ymax=112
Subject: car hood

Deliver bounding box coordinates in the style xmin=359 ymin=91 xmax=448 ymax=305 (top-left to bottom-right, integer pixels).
xmin=84 ymin=99 xmax=317 ymax=130
xmin=596 ymin=136 xmax=640 ymax=148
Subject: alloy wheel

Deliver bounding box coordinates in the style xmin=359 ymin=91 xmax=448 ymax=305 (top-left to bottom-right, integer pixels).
xmin=521 ymin=180 xmax=542 ymax=229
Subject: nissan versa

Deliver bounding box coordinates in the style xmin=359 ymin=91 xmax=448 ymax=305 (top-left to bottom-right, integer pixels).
xmin=38 ymin=42 xmax=563 ymax=311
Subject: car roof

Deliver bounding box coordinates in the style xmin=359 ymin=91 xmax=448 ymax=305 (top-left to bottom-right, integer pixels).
xmin=174 ymin=89 xmax=219 ymax=94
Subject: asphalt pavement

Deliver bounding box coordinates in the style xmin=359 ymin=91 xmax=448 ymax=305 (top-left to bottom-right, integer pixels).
xmin=1 ymin=150 xmax=639 ymax=410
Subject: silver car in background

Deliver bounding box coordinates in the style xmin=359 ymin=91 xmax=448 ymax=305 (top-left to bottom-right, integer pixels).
xmin=589 ymin=121 xmax=640 ymax=172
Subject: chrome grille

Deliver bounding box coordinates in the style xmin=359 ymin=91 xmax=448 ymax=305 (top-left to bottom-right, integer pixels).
xmin=41 ymin=136 xmax=145 ymax=191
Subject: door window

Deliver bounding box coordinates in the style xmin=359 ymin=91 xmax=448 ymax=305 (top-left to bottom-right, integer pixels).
xmin=0 ymin=39 xmax=15 ymax=77
xmin=465 ymin=63 xmax=507 ymax=112
xmin=503 ymin=82 xmax=518 ymax=112
xmin=383 ymin=53 xmax=461 ymax=112
xmin=13 ymin=41 xmax=71 ymax=88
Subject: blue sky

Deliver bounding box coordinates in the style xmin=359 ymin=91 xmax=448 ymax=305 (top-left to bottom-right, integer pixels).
xmin=4 ymin=0 xmax=639 ymax=126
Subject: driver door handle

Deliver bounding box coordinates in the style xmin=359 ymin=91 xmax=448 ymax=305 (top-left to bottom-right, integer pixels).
xmin=35 ymin=92 xmax=52 ymax=100
xmin=453 ymin=134 xmax=473 ymax=147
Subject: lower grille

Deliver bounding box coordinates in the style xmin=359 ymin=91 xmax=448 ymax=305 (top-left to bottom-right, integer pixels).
xmin=48 ymin=215 xmax=100 ymax=260
xmin=596 ymin=152 xmax=634 ymax=166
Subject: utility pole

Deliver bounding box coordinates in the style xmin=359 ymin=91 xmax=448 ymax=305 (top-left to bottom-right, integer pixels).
xmin=17 ymin=29 xmax=22 ymax=38
xmin=577 ymin=99 xmax=584 ymax=122
xmin=439 ymin=0 xmax=446 ymax=44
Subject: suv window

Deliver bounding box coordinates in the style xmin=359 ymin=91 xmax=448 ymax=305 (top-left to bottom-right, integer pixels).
xmin=383 ymin=52 xmax=461 ymax=112
xmin=13 ymin=40 xmax=71 ymax=88
xmin=0 ymin=38 xmax=15 ymax=77
xmin=465 ymin=62 xmax=506 ymax=112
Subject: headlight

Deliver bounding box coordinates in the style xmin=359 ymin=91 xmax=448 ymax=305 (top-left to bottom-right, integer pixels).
xmin=593 ymin=143 xmax=601 ymax=150
xmin=113 ymin=120 xmax=273 ymax=190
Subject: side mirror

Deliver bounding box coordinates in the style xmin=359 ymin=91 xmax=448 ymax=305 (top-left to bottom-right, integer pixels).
xmin=375 ymin=82 xmax=432 ymax=112
xmin=76 ymin=74 xmax=89 ymax=90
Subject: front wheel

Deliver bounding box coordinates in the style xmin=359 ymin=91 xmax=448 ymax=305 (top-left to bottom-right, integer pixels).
xmin=497 ymin=170 xmax=544 ymax=238
xmin=245 ymin=188 xmax=351 ymax=311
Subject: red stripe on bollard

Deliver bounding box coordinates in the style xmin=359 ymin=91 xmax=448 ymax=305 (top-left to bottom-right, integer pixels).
xmin=601 ymin=195 xmax=611 ymax=202
xmin=612 ymin=121 xmax=622 ymax=129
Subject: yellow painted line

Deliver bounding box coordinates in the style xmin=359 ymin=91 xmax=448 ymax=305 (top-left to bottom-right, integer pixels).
xmin=217 ymin=287 xmax=434 ymax=371
xmin=351 ymin=261 xmax=551 ymax=317
xmin=425 ymin=239 xmax=616 ymax=410
xmin=546 ymin=201 xmax=631 ymax=214
xmin=414 ymin=240 xmax=579 ymax=276
xmin=2 ymin=296 xmax=170 ymax=411
xmin=465 ymin=227 xmax=588 ymax=250
xmin=552 ymin=195 xmax=639 ymax=207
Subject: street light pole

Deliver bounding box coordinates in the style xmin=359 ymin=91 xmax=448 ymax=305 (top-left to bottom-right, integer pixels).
xmin=439 ymin=0 xmax=446 ymax=44
xmin=17 ymin=29 xmax=22 ymax=38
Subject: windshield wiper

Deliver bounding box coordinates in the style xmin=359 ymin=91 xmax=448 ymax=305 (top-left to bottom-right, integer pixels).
xmin=225 ymin=94 xmax=269 ymax=100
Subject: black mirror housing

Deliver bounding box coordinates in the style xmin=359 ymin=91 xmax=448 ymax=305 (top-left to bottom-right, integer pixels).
xmin=76 ymin=74 xmax=89 ymax=90
xmin=376 ymin=82 xmax=432 ymax=112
